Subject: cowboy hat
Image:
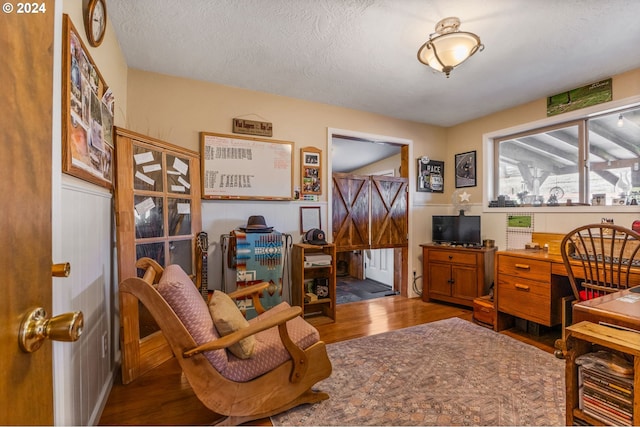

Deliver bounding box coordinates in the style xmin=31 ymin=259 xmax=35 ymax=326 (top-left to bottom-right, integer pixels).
xmin=240 ymin=215 xmax=273 ymax=233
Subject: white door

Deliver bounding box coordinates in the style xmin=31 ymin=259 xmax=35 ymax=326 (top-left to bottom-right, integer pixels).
xmin=364 ymin=248 xmax=394 ymax=286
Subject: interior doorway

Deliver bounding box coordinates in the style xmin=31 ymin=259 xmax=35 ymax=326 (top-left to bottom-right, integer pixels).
xmin=327 ymin=128 xmax=412 ymax=301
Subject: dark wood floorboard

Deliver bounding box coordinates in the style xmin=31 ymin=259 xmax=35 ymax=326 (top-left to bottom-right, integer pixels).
xmin=98 ymin=296 xmax=558 ymax=426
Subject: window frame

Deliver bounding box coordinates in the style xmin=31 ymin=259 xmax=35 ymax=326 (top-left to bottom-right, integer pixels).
xmin=483 ymin=94 xmax=640 ymax=212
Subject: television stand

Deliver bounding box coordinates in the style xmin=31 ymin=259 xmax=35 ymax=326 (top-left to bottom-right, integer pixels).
xmin=420 ymin=243 xmax=497 ymax=308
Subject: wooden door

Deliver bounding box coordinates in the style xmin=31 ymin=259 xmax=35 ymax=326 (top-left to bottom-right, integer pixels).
xmin=370 ymin=176 xmax=407 ymax=249
xmin=428 ymin=263 xmax=453 ymax=298
xmin=451 ymin=265 xmax=479 ymax=302
xmin=332 ymin=173 xmax=370 ymax=251
xmin=0 ymin=3 xmax=55 ymax=424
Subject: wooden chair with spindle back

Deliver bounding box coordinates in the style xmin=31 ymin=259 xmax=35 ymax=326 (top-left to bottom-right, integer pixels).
xmin=554 ymin=223 xmax=640 ymax=358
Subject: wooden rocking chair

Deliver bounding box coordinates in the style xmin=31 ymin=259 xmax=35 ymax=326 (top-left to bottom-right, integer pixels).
xmin=119 ymin=257 xmax=332 ymax=425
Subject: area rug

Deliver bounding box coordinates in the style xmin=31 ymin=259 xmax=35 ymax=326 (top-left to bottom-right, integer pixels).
xmin=272 ymin=317 xmax=565 ymax=426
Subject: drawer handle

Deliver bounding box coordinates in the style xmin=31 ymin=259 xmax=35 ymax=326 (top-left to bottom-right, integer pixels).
xmin=515 ymin=283 xmax=530 ymax=291
xmin=514 ymin=263 xmax=530 ymax=270
xmin=479 ymin=307 xmax=491 ymax=313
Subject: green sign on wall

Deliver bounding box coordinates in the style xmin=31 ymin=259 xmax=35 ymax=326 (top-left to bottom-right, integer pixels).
xmin=546 ymin=78 xmax=612 ymax=117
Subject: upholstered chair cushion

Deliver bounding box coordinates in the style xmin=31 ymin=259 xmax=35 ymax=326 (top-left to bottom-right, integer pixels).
xmin=222 ymin=301 xmax=320 ymax=382
xmin=209 ymin=291 xmax=256 ymax=359
xmin=156 ymin=265 xmax=228 ymax=372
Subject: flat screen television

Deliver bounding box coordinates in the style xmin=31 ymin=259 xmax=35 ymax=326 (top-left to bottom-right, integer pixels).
xmin=432 ymin=214 xmax=481 ymax=246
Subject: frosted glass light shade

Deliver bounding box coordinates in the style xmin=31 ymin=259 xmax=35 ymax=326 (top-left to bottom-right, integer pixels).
xmin=417 ymin=18 xmax=483 ymax=77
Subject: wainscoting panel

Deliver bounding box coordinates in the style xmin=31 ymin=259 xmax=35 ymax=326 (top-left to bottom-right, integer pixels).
xmin=54 ymin=179 xmax=115 ymax=425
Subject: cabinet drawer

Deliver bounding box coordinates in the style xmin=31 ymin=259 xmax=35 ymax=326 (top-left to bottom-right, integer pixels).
xmin=498 ymin=255 xmax=551 ymax=282
xmin=497 ymin=275 xmax=552 ymax=325
xmin=473 ymin=297 xmax=495 ymax=327
xmin=428 ymin=250 xmax=477 ymax=266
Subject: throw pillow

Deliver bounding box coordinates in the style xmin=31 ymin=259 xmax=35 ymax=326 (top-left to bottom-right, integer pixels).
xmin=209 ymin=291 xmax=255 ymax=359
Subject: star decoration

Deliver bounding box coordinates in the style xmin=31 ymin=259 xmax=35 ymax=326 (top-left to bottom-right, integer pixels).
xmin=459 ymin=191 xmax=471 ymax=202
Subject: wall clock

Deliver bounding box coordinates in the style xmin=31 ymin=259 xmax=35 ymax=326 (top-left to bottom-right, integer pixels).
xmin=85 ymin=0 xmax=106 ymax=47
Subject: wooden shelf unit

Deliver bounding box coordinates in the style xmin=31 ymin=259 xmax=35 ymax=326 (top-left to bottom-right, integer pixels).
xmin=291 ymin=243 xmax=336 ymax=325
xmin=565 ymin=321 xmax=640 ymax=426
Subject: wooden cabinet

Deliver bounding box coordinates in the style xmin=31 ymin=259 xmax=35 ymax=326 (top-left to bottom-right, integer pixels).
xmin=565 ymin=321 xmax=640 ymax=426
xmin=421 ymin=244 xmax=496 ymax=307
xmin=114 ymin=127 xmax=202 ymax=384
xmin=291 ymin=243 xmax=336 ymax=325
xmin=496 ymin=252 xmax=572 ymax=328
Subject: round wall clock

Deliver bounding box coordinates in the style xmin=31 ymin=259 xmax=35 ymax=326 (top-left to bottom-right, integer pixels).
xmin=85 ymin=0 xmax=107 ymax=47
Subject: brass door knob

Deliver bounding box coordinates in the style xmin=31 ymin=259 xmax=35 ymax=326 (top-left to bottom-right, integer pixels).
xmin=52 ymin=262 xmax=71 ymax=277
xmin=19 ymin=307 xmax=84 ymax=353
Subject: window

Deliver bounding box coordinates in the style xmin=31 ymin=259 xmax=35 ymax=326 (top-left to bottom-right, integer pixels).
xmin=493 ymin=106 xmax=640 ymax=207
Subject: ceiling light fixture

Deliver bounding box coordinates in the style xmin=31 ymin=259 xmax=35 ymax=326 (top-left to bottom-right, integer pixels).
xmin=417 ymin=17 xmax=484 ymax=78
xmin=617 ymin=113 xmax=624 ymax=127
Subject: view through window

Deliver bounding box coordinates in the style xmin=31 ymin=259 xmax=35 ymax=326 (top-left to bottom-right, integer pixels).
xmin=494 ymin=106 xmax=640 ymax=207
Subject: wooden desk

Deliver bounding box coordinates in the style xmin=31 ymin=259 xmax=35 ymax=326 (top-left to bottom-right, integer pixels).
xmin=573 ymin=288 xmax=640 ymax=331
xmin=495 ymin=249 xmax=573 ymax=331
xmin=496 ymin=248 xmax=640 ymax=331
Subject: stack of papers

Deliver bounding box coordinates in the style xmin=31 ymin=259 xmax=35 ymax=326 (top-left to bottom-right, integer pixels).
xmin=304 ymin=254 xmax=332 ymax=266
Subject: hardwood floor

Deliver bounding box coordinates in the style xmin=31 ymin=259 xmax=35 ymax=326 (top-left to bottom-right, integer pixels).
xmin=98 ymin=296 xmax=559 ymax=426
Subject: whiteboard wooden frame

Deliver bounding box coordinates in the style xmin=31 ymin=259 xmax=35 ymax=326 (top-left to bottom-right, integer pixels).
xmin=200 ymin=132 xmax=294 ymax=200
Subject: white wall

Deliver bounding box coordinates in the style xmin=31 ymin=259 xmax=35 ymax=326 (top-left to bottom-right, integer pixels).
xmin=52 ymin=1 xmax=128 ymax=424
xmin=53 ymin=180 xmax=114 ymax=425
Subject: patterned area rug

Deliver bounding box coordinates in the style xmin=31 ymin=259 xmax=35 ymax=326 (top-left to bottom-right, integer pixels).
xmin=272 ymin=317 xmax=565 ymax=426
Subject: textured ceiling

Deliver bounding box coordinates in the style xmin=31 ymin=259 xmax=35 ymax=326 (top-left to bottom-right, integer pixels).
xmin=108 ymin=0 xmax=640 ymax=128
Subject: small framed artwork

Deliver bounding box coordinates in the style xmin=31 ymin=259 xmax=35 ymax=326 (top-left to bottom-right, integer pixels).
xmin=300 ymin=147 xmax=321 ymax=196
xmin=416 ymin=157 xmax=444 ymax=193
xmin=300 ymin=206 xmax=321 ymax=233
xmin=455 ymin=151 xmax=477 ymax=188
xmin=303 ymin=151 xmax=320 ymax=166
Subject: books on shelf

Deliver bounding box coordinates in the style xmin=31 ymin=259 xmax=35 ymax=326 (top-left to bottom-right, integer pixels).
xmin=577 ymin=351 xmax=634 ymax=426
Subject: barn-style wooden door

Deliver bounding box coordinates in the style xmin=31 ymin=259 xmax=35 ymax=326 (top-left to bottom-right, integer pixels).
xmin=332 ymin=173 xmax=407 ymax=251
xmin=332 ymin=173 xmax=370 ymax=250
xmin=370 ymin=176 xmax=407 ymax=248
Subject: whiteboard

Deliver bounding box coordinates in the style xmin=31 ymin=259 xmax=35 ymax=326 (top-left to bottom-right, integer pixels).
xmin=200 ymin=132 xmax=293 ymax=200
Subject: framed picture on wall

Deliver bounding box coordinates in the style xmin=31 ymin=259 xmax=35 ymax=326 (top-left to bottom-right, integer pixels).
xmin=455 ymin=151 xmax=477 ymax=188
xmin=416 ymin=157 xmax=444 ymax=193
xmin=62 ymin=15 xmax=114 ymax=189
xmin=301 ymin=147 xmax=321 ymax=196
xmin=300 ymin=206 xmax=321 ymax=233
